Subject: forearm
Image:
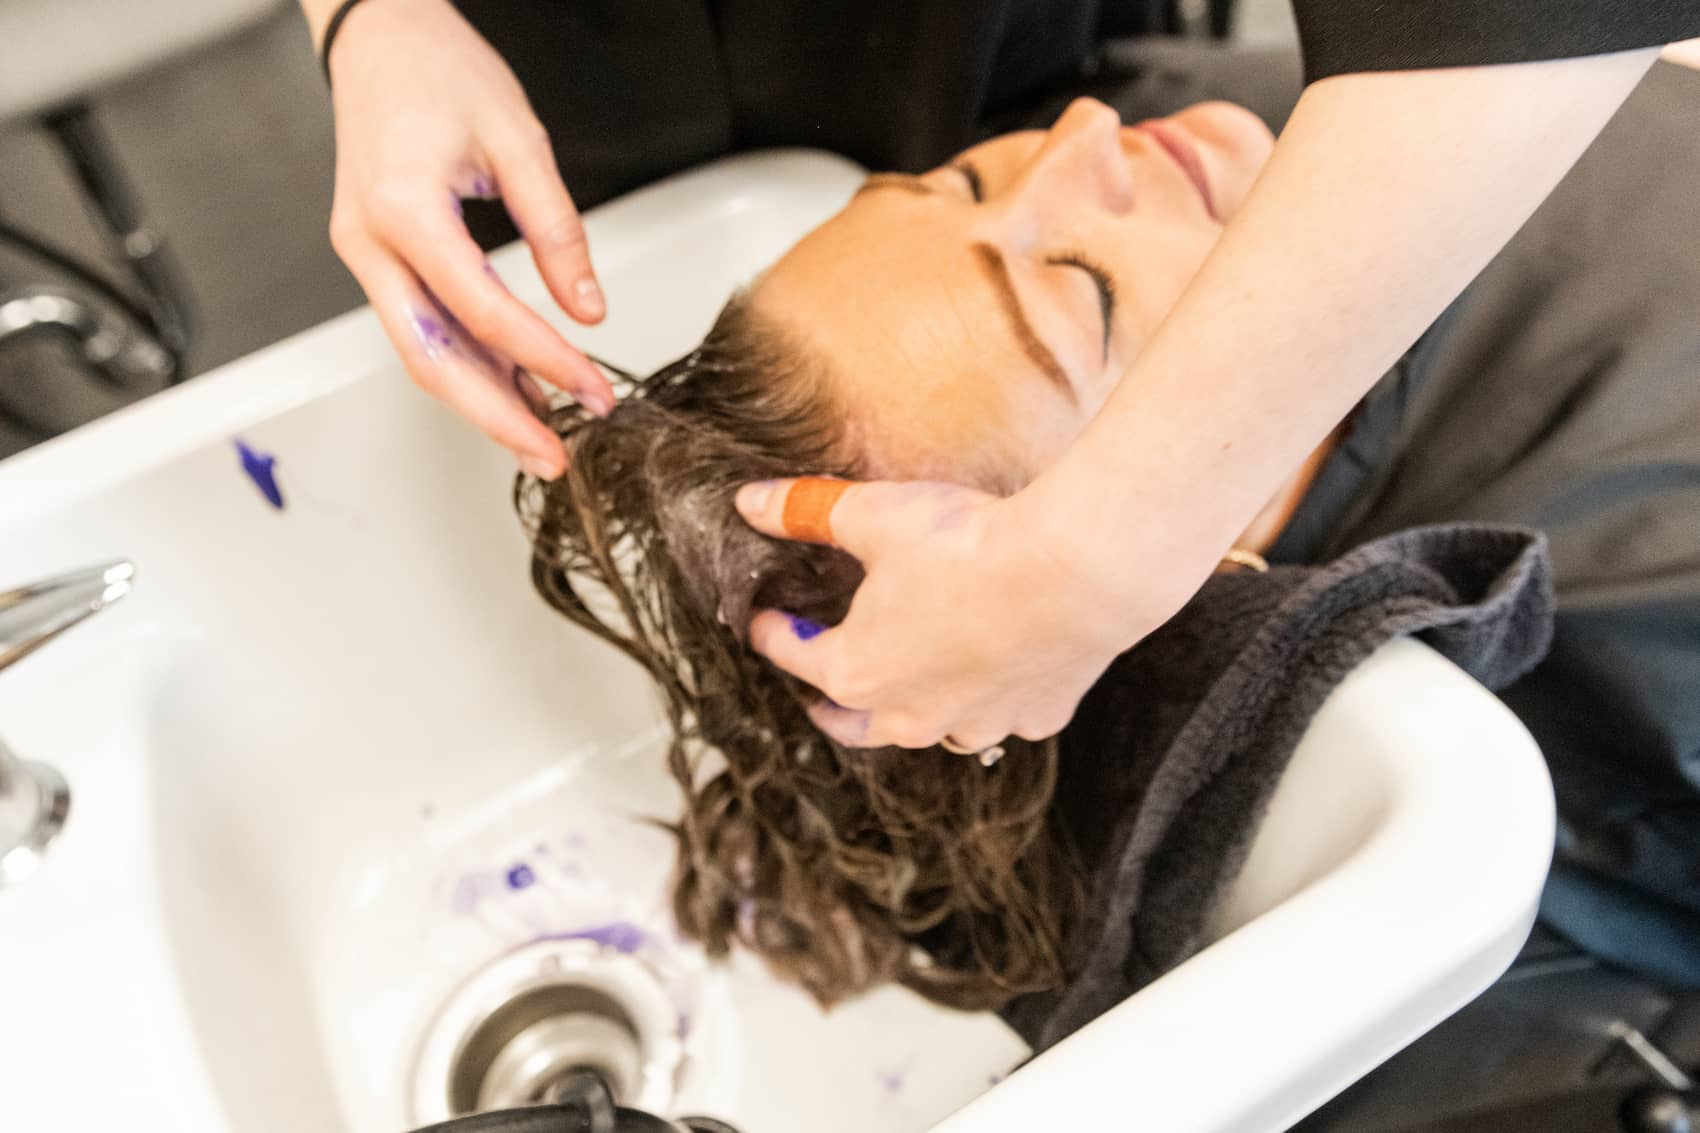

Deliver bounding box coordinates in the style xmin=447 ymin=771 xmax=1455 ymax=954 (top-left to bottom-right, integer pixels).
xmin=1022 ymin=48 xmax=1659 ymax=624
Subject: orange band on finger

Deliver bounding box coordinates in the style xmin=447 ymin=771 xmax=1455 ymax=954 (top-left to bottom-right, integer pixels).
xmin=780 ymin=477 xmax=851 ymax=544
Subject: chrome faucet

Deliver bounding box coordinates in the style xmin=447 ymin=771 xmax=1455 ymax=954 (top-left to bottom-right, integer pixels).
xmin=0 ymin=560 xmax=133 ymax=886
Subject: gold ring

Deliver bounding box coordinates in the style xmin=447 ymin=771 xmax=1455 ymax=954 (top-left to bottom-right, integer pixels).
xmin=941 ymin=736 xmax=1007 ymax=767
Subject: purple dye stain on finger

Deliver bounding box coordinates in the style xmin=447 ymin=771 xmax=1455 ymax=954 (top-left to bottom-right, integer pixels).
xmin=410 ymin=308 xmax=455 ymax=360
xmin=450 ymin=191 xmax=463 ymax=219
xmin=233 ymin=437 xmax=285 ymax=509
xmin=788 ymin=614 xmax=825 ymax=641
xmin=471 ymin=174 xmax=495 ymax=198
xmin=483 ymin=260 xmax=506 ymax=288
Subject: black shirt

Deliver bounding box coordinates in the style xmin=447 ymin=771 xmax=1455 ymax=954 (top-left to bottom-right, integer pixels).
xmin=452 ymin=0 xmax=1700 ymax=214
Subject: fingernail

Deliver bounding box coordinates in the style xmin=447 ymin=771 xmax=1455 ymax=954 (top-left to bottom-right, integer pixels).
xmin=581 ymin=390 xmax=614 ymax=417
xmin=788 ymin=614 xmax=825 ymax=641
xmin=737 ymin=480 xmax=779 ymax=516
xmin=518 ymin=453 xmax=558 ymax=480
xmin=574 ymin=277 xmax=605 ymax=318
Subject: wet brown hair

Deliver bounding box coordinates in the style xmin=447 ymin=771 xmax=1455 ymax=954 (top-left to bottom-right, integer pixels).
xmin=516 ymin=296 xmax=1079 ymax=1011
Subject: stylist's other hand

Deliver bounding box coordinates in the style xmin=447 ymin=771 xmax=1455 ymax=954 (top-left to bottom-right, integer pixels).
xmin=319 ymin=0 xmax=612 ymax=477
xmin=735 ymin=478 xmax=1147 ymax=751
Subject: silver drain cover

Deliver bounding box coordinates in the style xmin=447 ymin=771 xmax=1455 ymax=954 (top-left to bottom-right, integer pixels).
xmin=412 ymin=938 xmax=686 ymax=1124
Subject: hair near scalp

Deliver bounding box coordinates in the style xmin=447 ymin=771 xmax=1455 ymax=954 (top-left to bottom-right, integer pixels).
xmin=516 ymin=295 xmax=1080 ymax=1011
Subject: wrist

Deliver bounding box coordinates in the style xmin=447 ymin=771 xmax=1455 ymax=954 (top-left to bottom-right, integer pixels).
xmin=990 ymin=490 xmax=1171 ymax=660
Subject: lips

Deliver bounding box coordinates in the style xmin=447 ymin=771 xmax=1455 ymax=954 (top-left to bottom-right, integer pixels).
xmin=1134 ymin=119 xmax=1218 ymax=221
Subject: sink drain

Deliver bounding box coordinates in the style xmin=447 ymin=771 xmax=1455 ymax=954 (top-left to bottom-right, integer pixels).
xmin=412 ymin=938 xmax=687 ymax=1124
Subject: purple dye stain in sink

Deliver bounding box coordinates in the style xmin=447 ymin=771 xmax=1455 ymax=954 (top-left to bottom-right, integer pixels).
xmin=566 ymin=922 xmax=649 ymax=955
xmin=505 ymin=862 xmax=536 ymax=890
xmin=876 ymin=1069 xmax=905 ymax=1096
xmin=233 ymin=438 xmax=285 ymax=509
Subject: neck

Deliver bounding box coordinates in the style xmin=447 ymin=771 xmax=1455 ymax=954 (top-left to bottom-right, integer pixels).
xmin=1231 ymin=425 xmax=1342 ymax=558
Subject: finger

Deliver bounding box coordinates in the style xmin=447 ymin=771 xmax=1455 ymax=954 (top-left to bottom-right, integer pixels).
xmin=735 ymin=477 xmax=863 ymax=552
xmin=514 ymin=368 xmax=552 ymax=418
xmin=486 ymin=124 xmax=606 ymax=326
xmin=747 ymin=609 xmax=838 ymax=691
xmin=374 ymin=191 xmax=614 ymax=414
xmin=805 ymin=699 xmax=874 ymax=749
xmin=353 ymin=243 xmax=567 ymax=476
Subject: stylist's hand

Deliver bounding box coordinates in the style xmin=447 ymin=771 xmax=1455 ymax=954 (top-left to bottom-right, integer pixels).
xmin=734 ymin=478 xmax=1164 ymax=751
xmin=318 ymin=0 xmax=612 ymax=477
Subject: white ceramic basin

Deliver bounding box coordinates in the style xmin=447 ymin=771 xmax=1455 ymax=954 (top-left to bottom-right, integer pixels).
xmin=0 ymin=150 xmax=1555 ymax=1133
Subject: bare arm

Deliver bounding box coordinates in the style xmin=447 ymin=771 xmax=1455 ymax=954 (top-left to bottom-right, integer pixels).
xmin=1019 ymin=49 xmax=1661 ymax=620
xmin=734 ymin=48 xmax=1670 ymax=751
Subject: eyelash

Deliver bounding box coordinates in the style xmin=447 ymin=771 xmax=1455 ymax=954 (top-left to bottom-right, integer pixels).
xmin=954 ymin=162 xmax=984 ymax=202
xmin=1049 ymin=251 xmax=1117 ymax=337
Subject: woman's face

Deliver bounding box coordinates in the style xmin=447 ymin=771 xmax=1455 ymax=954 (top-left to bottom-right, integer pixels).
xmin=751 ymin=97 xmax=1275 ymax=488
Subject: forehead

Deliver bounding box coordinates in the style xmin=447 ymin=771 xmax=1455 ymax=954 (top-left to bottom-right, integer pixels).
xmin=750 ymin=194 xmax=1032 ymax=482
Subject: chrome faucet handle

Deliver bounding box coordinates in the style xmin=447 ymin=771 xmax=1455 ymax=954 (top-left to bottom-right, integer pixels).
xmin=0 ymin=559 xmax=134 ymax=674
xmin=0 ymin=559 xmax=132 ymax=886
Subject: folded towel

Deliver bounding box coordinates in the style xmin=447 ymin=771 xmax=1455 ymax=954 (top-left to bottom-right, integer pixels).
xmin=1002 ymin=523 xmax=1556 ymax=1050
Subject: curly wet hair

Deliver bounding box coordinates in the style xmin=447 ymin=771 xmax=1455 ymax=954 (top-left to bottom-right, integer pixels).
xmin=516 ymin=296 xmax=1080 ymax=1011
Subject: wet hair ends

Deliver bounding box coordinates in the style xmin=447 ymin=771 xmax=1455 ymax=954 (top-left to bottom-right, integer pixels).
xmin=517 ymin=295 xmax=1079 ymax=1010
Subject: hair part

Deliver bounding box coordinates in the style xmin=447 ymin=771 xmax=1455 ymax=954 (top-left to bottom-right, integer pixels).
xmin=517 ymin=294 xmax=1079 ymax=1010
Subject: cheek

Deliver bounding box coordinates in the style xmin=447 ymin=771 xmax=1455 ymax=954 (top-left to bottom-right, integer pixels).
xmin=1168 ymin=102 xmax=1275 ymax=219
xmin=1104 ymin=221 xmax=1223 ymax=344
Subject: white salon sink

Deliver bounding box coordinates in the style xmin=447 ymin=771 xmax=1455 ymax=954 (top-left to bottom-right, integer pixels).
xmin=0 ymin=150 xmax=1554 ymax=1133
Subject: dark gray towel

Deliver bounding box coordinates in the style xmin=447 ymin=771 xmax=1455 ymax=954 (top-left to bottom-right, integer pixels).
xmin=1002 ymin=523 xmax=1556 ymax=1050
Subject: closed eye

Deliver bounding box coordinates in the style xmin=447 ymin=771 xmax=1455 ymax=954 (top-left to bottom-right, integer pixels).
xmin=952 ymin=161 xmax=985 ymax=203
xmin=1047 ymin=252 xmax=1116 ymax=365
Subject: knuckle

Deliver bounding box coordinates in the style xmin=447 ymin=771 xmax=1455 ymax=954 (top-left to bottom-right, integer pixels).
xmin=829 ymin=665 xmax=876 ymax=708
xmin=513 ymin=120 xmax=553 ymax=156
xmin=536 ymin=215 xmax=588 ymax=255
xmin=884 ymin=716 xmax=934 ymax=750
xmin=368 ymin=179 xmax=418 ymax=228
xmin=327 ymin=212 xmax=361 ymax=259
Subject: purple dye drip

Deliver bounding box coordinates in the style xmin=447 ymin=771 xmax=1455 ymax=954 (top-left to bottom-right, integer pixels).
xmin=449 ymin=873 xmax=485 ymax=916
xmin=566 ymin=921 xmax=649 ymax=955
xmin=233 ymin=438 xmax=284 ymax=509
xmin=505 ymin=862 xmax=536 ymax=890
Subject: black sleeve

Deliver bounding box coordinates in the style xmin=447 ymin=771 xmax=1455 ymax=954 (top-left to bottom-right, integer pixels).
xmin=1293 ymin=0 xmax=1700 ymax=83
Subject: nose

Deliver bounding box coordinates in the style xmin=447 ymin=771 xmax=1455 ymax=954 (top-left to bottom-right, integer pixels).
xmin=998 ymin=98 xmax=1135 ymax=221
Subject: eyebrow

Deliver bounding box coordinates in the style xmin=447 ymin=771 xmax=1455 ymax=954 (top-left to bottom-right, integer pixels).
xmin=853 ymin=172 xmax=935 ymax=198
xmin=970 ymin=242 xmax=1075 ymax=401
